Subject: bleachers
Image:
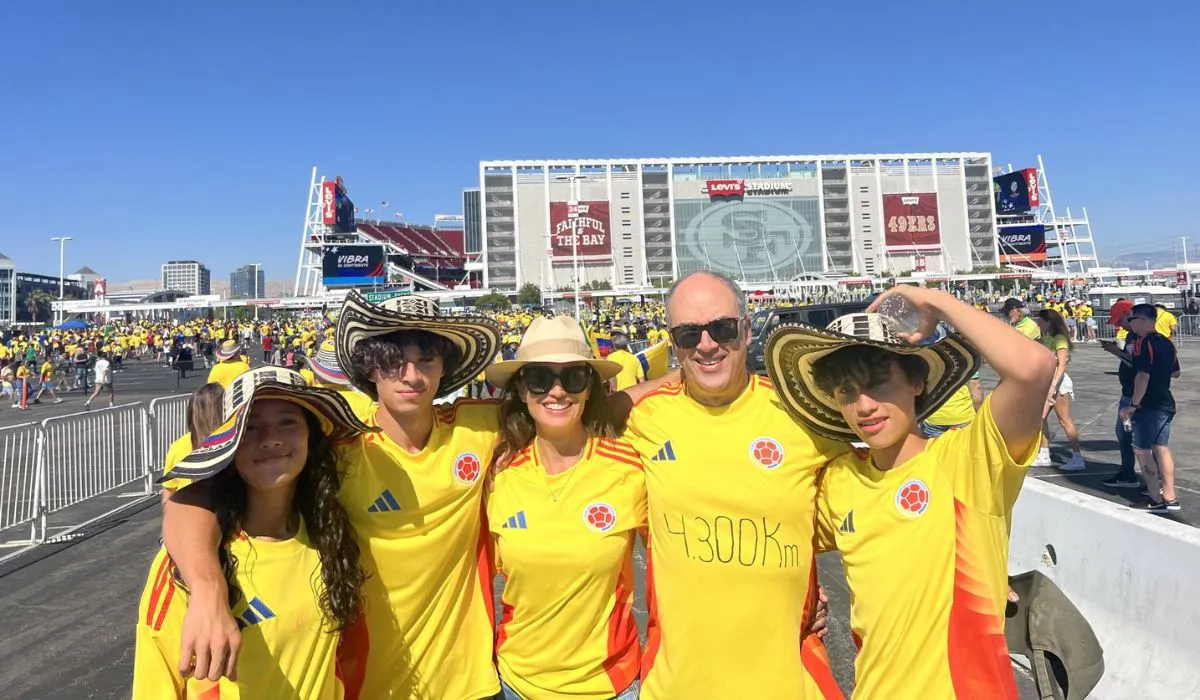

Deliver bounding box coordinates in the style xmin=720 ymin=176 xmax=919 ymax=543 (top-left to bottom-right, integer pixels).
xmin=356 ymin=220 xmax=472 ymax=285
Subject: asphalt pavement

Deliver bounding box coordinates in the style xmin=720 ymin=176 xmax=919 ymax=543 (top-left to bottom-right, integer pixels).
xmin=3 ymin=342 xmax=1194 ymax=698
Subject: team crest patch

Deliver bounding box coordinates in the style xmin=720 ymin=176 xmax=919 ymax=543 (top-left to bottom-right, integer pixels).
xmin=453 ymin=452 xmax=482 ymax=485
xmin=895 ymin=479 xmax=931 ymax=517
xmin=749 ymin=437 xmax=785 ymax=469
xmin=582 ymin=502 xmax=617 ymax=532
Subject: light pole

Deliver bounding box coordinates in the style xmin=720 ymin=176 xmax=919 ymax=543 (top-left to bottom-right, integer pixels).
xmin=50 ymin=236 xmax=72 ymax=326
xmin=251 ymin=263 xmax=262 ymax=321
xmin=554 ymin=175 xmax=585 ymax=321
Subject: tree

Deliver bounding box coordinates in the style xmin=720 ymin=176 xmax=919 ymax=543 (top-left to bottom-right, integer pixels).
xmin=26 ymin=289 xmax=54 ymax=324
xmin=516 ymin=283 xmax=543 ymax=307
xmin=584 ymin=279 xmax=612 ymax=291
xmin=474 ymin=292 xmax=511 ymax=310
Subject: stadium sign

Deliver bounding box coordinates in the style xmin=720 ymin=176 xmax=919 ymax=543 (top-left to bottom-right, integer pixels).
xmin=365 ymin=288 xmax=412 ymax=303
xmin=703 ymin=180 xmax=794 ymax=197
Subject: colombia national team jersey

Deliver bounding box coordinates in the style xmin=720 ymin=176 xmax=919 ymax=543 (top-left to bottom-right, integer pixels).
xmin=815 ymin=397 xmax=1035 ymax=699
xmin=624 ymin=374 xmax=847 ymax=700
xmin=133 ymin=520 xmax=344 ymax=699
xmin=337 ymin=399 xmax=500 ymax=700
xmin=488 ymin=436 xmax=646 ymax=700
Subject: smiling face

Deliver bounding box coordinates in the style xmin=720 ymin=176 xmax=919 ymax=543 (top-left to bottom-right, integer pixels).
xmin=517 ymin=362 xmax=592 ymax=436
xmin=233 ymin=399 xmax=310 ymax=490
xmin=811 ymin=346 xmax=928 ymax=449
xmin=371 ymin=343 xmax=445 ymax=419
xmin=666 ymin=272 xmax=750 ymax=405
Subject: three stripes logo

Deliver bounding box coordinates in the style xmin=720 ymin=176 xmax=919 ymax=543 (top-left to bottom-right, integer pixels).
xmin=651 ymin=441 xmax=677 ymax=462
xmin=839 ymin=510 xmax=856 ymax=535
xmin=367 ymin=489 xmax=401 ymax=513
xmin=239 ymin=597 xmax=276 ymax=627
xmin=501 ymin=511 xmax=528 ymax=529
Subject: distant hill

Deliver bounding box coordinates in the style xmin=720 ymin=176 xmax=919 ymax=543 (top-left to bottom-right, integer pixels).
xmin=108 ymin=278 xmax=295 ymax=297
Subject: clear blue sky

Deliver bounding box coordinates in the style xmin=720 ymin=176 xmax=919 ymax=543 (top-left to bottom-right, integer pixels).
xmin=2 ymin=1 xmax=1196 ymax=285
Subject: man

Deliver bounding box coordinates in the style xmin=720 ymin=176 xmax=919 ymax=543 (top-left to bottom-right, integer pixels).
xmin=1100 ymin=300 xmax=1143 ymax=490
xmin=1119 ymin=303 xmax=1180 ymax=513
xmin=622 ymin=270 xmax=844 ymax=700
xmin=1001 ymin=297 xmax=1041 ymax=341
xmin=206 ymin=341 xmax=251 ymax=389
xmin=766 ymin=287 xmax=1055 ymax=698
xmin=606 ymin=331 xmax=645 ymax=391
xmin=1153 ymin=302 xmax=1178 ymax=339
xmin=84 ymin=351 xmax=115 ymax=410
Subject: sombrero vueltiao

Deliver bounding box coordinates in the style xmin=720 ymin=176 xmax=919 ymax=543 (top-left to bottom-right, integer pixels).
xmin=335 ymin=290 xmax=502 ymax=398
xmin=764 ymin=313 xmax=981 ymax=442
xmin=170 ymin=367 xmax=376 ymax=483
xmin=310 ymin=340 xmax=350 ymax=387
xmin=214 ymin=340 xmax=240 ymax=361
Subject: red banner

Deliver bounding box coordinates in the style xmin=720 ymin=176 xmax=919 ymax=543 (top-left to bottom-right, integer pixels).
xmin=549 ymin=201 xmax=612 ymax=264
xmin=883 ymin=193 xmax=941 ymax=252
xmin=321 ymin=181 xmax=338 ymax=225
xmin=93 ymin=278 xmax=106 ymax=300
xmin=704 ymin=179 xmax=745 ymax=197
xmin=1024 ymin=168 xmax=1040 ymax=208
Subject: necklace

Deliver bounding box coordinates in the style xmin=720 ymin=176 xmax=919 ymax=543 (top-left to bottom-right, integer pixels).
xmin=535 ymin=437 xmax=588 ymax=503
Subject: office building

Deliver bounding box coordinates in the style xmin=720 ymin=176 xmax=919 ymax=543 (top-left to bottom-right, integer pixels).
xmin=161 ymin=260 xmax=212 ymax=296
xmin=230 ymin=264 xmax=266 ymax=299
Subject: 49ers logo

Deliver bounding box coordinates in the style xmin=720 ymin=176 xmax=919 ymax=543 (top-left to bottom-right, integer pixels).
xmin=749 ymin=437 xmax=785 ymax=469
xmin=453 ymin=452 xmax=482 ymax=485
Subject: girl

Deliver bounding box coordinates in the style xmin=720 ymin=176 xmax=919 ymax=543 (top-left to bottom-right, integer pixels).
xmin=486 ymin=317 xmax=645 ymax=700
xmin=1035 ymin=308 xmax=1085 ymax=471
xmin=160 ymin=382 xmax=225 ymax=500
xmin=134 ymin=367 xmax=372 ymax=699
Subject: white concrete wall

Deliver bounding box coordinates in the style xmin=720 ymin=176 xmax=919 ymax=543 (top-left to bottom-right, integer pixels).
xmin=1009 ymin=478 xmax=1200 ymax=698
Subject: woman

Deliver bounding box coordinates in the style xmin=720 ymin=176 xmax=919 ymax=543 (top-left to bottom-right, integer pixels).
xmin=160 ymin=382 xmax=225 ymax=499
xmin=1035 ymin=308 xmax=1085 ymax=471
xmin=486 ymin=317 xmax=645 ymax=700
xmin=133 ymin=367 xmax=372 ymax=699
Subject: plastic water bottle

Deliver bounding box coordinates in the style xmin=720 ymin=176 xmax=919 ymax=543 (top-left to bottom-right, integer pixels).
xmin=876 ymin=294 xmax=923 ymax=337
xmin=1122 ymin=415 xmax=1133 ymax=432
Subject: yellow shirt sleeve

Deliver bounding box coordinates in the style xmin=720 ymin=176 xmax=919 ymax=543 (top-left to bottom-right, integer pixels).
xmin=930 ymin=395 xmax=1038 ymax=516
xmin=161 ymin=435 xmax=194 ymax=492
xmin=814 ymin=468 xmax=838 ymax=553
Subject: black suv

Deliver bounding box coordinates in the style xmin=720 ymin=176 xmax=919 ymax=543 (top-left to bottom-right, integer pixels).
xmin=746 ymin=301 xmax=870 ymax=374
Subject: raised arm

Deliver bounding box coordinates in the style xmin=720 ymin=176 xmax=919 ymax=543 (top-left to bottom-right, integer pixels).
xmin=869 ymin=287 xmax=1056 ymax=461
xmin=162 ymin=482 xmax=242 ymax=681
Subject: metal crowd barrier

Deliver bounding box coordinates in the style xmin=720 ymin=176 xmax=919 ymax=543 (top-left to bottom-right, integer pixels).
xmin=0 ymin=396 xmax=190 ymax=552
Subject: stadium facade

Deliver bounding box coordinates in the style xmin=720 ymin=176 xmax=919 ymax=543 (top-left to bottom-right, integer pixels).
xmin=479 ymin=153 xmax=999 ymax=291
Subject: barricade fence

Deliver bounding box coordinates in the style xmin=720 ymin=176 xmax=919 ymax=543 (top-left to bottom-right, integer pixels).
xmin=0 ymin=396 xmax=189 ymax=549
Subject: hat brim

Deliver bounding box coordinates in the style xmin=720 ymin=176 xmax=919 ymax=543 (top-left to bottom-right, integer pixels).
xmin=485 ymin=356 xmax=624 ymax=389
xmin=215 ymin=348 xmax=239 ymax=361
xmin=334 ymin=290 xmax=502 ymax=398
xmin=169 ymin=383 xmax=376 ymax=484
xmin=764 ymin=323 xmax=981 ymax=442
xmin=310 ymin=353 xmax=351 ymax=386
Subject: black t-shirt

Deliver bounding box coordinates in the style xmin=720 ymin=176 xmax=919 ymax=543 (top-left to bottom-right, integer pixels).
xmin=1132 ymin=332 xmax=1177 ymax=413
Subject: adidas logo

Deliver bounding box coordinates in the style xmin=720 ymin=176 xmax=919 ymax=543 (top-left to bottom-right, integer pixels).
xmin=240 ymin=597 xmax=276 ymax=627
xmin=367 ymin=489 xmax=401 ymax=513
xmin=501 ymin=511 xmax=528 ymax=529
xmin=839 ymin=510 xmax=856 ymax=535
xmin=651 ymin=441 xmax=677 ymax=462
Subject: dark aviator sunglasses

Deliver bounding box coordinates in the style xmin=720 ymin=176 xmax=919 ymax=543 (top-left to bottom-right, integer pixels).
xmin=667 ymin=317 xmax=741 ymax=350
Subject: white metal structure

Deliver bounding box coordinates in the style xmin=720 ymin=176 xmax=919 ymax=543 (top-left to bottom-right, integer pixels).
xmin=50 ymin=236 xmax=72 ymax=325
xmin=480 ymin=153 xmax=999 ymax=291
xmin=294 ymin=166 xmax=327 ymax=297
xmin=997 ymin=154 xmax=1101 ymax=276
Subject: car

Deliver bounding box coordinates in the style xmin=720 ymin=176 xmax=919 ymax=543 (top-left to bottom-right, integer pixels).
xmin=746 ymin=301 xmax=870 ymax=374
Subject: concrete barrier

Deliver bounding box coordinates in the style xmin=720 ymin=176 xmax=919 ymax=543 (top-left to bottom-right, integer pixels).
xmin=1009 ymin=478 xmax=1200 ymax=698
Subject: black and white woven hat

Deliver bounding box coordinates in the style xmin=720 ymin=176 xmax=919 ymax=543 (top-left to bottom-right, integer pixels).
xmin=765 ymin=313 xmax=981 ymax=442
xmin=334 ymin=290 xmax=502 ymax=398
xmin=170 ymin=367 xmax=375 ymax=484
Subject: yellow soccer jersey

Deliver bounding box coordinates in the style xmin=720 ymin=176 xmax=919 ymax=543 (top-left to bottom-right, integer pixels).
xmin=335 ymin=387 xmax=377 ymax=423
xmin=489 ymin=437 xmax=646 ymax=700
xmin=133 ymin=522 xmax=344 ymax=699
xmin=40 ymin=361 xmax=54 ymax=381
xmin=337 ymin=399 xmax=501 ymax=700
xmin=925 ymin=382 xmax=977 ymax=427
xmin=624 ymin=374 xmax=846 ymax=700
xmin=161 ymin=434 xmax=194 ymax=492
xmin=208 ymin=359 xmax=251 ymax=389
xmin=815 ymin=397 xmax=1035 ymax=699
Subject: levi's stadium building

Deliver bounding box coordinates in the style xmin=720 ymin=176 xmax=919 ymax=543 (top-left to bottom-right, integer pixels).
xmin=478 ymin=153 xmax=1000 ymax=291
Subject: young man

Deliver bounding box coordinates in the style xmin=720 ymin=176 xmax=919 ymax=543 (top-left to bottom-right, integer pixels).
xmin=1119 ymin=303 xmax=1180 ymax=513
xmin=1099 ymin=300 xmax=1142 ymax=490
xmin=1001 ymin=297 xmax=1041 ymax=341
xmin=766 ymin=286 xmax=1056 ymax=699
xmin=622 ymin=270 xmax=845 ymax=700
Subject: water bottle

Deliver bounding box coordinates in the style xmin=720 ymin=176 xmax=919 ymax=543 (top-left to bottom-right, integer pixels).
xmin=1122 ymin=415 xmax=1133 ymax=432
xmin=876 ymin=294 xmax=923 ymax=337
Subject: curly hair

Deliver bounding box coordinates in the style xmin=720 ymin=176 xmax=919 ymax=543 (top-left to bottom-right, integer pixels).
xmin=347 ymin=330 xmax=462 ymax=400
xmin=209 ymin=410 xmax=365 ymax=632
xmin=811 ymin=345 xmax=931 ymax=412
xmin=490 ymin=369 xmax=618 ymax=477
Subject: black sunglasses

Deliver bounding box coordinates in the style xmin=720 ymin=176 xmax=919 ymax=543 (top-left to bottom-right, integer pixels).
xmin=668 ymin=317 xmax=741 ymax=350
xmin=519 ymin=365 xmax=593 ymax=395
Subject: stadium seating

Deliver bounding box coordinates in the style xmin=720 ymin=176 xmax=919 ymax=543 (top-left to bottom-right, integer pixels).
xmin=357 ymin=221 xmax=472 ymax=285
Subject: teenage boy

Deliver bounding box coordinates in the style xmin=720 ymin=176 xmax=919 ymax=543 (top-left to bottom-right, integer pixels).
xmin=1119 ymin=303 xmax=1180 ymax=512
xmin=766 ymin=286 xmax=1056 ymax=699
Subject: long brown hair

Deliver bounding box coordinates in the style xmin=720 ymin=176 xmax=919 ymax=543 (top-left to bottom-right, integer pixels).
xmin=490 ymin=367 xmax=618 ymax=476
xmin=1036 ymin=308 xmax=1073 ymax=351
xmin=187 ymin=383 xmax=225 ymax=443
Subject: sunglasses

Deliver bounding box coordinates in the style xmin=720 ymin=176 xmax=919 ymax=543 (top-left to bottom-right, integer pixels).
xmin=519 ymin=365 xmax=593 ymax=395
xmin=668 ymin=317 xmax=741 ymax=350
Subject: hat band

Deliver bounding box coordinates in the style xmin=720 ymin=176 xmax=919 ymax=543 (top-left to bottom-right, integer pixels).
xmin=515 ymin=338 xmax=593 ymax=363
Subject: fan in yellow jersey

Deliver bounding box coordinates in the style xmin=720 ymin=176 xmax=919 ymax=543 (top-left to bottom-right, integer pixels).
xmin=133 ymin=367 xmax=372 ymax=699
xmin=485 ymin=317 xmax=643 ymax=700
xmin=308 ymin=339 xmax=377 ymax=422
xmin=160 ymin=383 xmax=225 ymax=499
xmin=623 ymin=271 xmax=845 ymax=700
xmin=207 ymin=341 xmax=252 ymax=389
xmin=161 ymin=293 xmax=509 ymax=700
xmin=766 ymin=287 xmax=1055 ymax=699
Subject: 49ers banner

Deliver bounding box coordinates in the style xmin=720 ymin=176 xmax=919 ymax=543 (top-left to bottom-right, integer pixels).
xmin=549 ymin=201 xmax=612 ymax=264
xmin=882 ymin=193 xmax=941 ymax=253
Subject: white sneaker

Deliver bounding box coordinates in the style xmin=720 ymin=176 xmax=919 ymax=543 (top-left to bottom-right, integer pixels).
xmin=1032 ymin=449 xmax=1053 ymax=467
xmin=1059 ymin=454 xmax=1087 ymax=472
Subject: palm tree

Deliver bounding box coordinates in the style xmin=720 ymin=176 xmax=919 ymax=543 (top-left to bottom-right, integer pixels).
xmin=26 ymin=289 xmax=54 ymax=324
